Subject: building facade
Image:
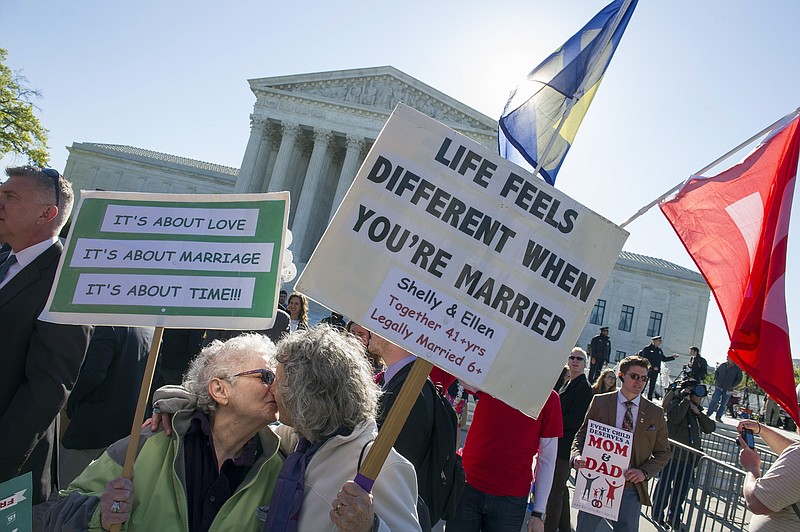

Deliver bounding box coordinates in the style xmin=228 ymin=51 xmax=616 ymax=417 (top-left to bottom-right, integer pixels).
xmin=63 ymin=66 xmax=710 ymax=362
xmin=577 ymin=251 xmax=710 ymax=381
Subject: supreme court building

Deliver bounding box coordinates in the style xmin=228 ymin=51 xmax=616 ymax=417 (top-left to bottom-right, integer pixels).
xmin=63 ymin=66 xmax=709 ymax=362
xmin=66 ymin=66 xmax=497 ymax=264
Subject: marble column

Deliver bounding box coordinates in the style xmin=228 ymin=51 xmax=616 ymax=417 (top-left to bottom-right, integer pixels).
xmin=267 ymin=121 xmax=301 ymax=193
xmin=329 ymin=134 xmax=365 ymax=220
xmin=249 ymin=124 xmax=276 ymax=193
xmin=291 ymin=127 xmax=332 ymax=260
xmin=234 ymin=115 xmax=267 ymax=193
xmin=257 ymin=131 xmax=281 ymax=192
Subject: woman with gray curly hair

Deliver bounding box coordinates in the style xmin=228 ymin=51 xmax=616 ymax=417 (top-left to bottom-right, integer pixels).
xmin=46 ymin=333 xmax=285 ymax=531
xmin=273 ymin=324 xmax=380 ymax=442
xmin=268 ymin=325 xmax=421 ymax=531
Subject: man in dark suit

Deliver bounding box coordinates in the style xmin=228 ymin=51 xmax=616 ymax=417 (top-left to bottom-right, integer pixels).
xmin=572 ymin=356 xmax=671 ymax=532
xmin=60 ymin=326 xmax=155 ymax=485
xmin=686 ymin=346 xmax=708 ymax=382
xmin=369 ymin=333 xmax=436 ymax=531
xmin=0 ymin=166 xmax=92 ymax=503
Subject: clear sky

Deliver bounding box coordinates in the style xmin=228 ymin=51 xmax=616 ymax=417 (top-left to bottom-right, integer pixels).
xmin=2 ymin=0 xmax=799 ymax=368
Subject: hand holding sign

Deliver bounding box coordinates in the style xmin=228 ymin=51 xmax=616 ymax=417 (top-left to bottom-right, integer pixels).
xmin=572 ymin=420 xmax=632 ymax=521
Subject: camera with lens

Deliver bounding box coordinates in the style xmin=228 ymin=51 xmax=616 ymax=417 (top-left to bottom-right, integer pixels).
xmin=664 ymin=373 xmax=708 ymax=402
xmin=680 ymin=379 xmax=707 ymax=397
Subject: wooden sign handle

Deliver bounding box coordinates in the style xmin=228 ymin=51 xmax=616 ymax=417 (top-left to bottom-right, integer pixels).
xmin=354 ymin=357 xmax=433 ymax=491
xmin=109 ymin=326 xmax=164 ymax=532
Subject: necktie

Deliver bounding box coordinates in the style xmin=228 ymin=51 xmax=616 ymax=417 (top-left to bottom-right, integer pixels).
xmin=623 ymin=400 xmax=634 ymax=432
xmin=0 ymin=254 xmax=17 ymax=283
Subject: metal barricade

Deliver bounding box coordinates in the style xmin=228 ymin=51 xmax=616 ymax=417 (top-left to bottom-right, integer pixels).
xmin=690 ymin=455 xmax=751 ymax=531
xmin=700 ymin=431 xmax=778 ymax=473
xmin=700 ymin=431 xmax=738 ymax=464
xmin=648 ymin=441 xmax=707 ymax=531
xmin=646 ymin=436 xmax=779 ymax=531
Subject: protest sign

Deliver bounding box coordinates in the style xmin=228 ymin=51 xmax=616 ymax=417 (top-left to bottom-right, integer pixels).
xmin=41 ymin=192 xmax=289 ymax=330
xmin=296 ymin=104 xmax=627 ymax=417
xmin=572 ymin=420 xmax=633 ymax=520
xmin=0 ymin=473 xmax=31 ymax=532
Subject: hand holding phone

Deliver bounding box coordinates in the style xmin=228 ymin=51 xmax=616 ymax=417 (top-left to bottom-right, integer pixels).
xmin=738 ymin=428 xmax=756 ymax=449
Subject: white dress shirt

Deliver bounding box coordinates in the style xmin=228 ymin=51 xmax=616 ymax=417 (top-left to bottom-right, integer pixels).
xmin=0 ymin=236 xmax=58 ymax=289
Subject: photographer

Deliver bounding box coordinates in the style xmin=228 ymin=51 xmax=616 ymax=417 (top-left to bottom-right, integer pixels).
xmin=737 ymin=384 xmax=800 ymax=531
xmin=652 ymin=379 xmax=715 ymax=529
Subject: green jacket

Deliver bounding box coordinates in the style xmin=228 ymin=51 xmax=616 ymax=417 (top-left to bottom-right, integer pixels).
xmin=45 ymin=410 xmax=283 ymax=531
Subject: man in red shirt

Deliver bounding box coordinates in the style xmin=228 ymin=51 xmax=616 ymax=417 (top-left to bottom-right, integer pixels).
xmin=447 ymin=389 xmax=562 ymax=531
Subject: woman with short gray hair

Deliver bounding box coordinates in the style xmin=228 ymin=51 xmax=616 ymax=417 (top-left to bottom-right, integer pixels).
xmin=273 ymin=325 xmax=380 ymax=442
xmin=46 ymin=333 xmax=285 ymax=531
xmin=270 ymin=325 xmax=421 ymax=531
xmin=183 ymin=332 xmax=275 ymax=413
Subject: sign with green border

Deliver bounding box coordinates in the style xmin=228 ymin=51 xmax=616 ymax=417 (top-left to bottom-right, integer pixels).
xmin=41 ymin=191 xmax=289 ymax=329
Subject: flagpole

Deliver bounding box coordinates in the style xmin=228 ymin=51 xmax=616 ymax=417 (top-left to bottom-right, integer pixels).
xmin=619 ymin=107 xmax=800 ymax=229
xmin=532 ymin=0 xmax=635 ymax=184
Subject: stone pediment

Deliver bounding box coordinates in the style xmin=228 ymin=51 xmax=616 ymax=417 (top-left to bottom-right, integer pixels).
xmin=248 ymin=66 xmax=497 ymax=142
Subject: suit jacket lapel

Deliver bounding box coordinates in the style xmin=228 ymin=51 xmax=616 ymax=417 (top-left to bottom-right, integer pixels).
xmin=599 ymin=392 xmax=618 ymax=427
xmin=0 ymin=242 xmax=61 ymax=308
xmin=632 ymin=399 xmax=656 ymax=463
xmin=635 ymin=399 xmax=653 ymax=433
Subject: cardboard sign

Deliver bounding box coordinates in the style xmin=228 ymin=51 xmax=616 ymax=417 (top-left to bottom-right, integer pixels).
xmin=0 ymin=473 xmax=31 ymax=532
xmin=42 ymin=192 xmax=289 ymax=329
xmin=572 ymin=420 xmax=633 ymax=520
xmin=296 ymin=104 xmax=627 ymax=417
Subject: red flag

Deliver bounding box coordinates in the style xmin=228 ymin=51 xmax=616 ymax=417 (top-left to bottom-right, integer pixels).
xmin=660 ymin=114 xmax=800 ymax=424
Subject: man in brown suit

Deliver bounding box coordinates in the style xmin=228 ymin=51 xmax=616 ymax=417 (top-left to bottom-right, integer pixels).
xmin=571 ymin=356 xmax=671 ymax=532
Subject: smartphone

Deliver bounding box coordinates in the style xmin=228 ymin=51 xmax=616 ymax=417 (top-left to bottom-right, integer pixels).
xmin=739 ymin=428 xmax=756 ymax=449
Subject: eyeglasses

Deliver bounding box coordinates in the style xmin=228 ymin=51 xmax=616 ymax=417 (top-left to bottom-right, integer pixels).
xmin=625 ymin=373 xmax=649 ymax=383
xmin=568 ymin=356 xmax=585 ymax=361
xmin=40 ymin=168 xmax=61 ymax=207
xmin=233 ymin=368 xmax=275 ymax=386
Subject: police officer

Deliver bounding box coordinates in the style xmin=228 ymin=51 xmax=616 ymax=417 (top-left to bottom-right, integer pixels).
xmin=639 ymin=336 xmax=678 ymax=400
xmin=588 ymin=326 xmax=612 ymax=383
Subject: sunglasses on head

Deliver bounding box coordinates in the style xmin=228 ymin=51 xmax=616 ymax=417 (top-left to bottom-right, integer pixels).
xmin=568 ymin=355 xmax=585 ymax=361
xmin=624 ymin=373 xmax=649 ymax=383
xmin=233 ymin=368 xmax=275 ymax=386
xmin=40 ymin=168 xmax=61 ymax=207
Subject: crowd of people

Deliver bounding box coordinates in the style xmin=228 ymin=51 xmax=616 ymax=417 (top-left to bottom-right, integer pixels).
xmin=2 ymin=166 xmax=799 ymax=532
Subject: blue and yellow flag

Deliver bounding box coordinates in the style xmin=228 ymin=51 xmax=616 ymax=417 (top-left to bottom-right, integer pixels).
xmin=498 ymin=0 xmax=638 ymax=186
